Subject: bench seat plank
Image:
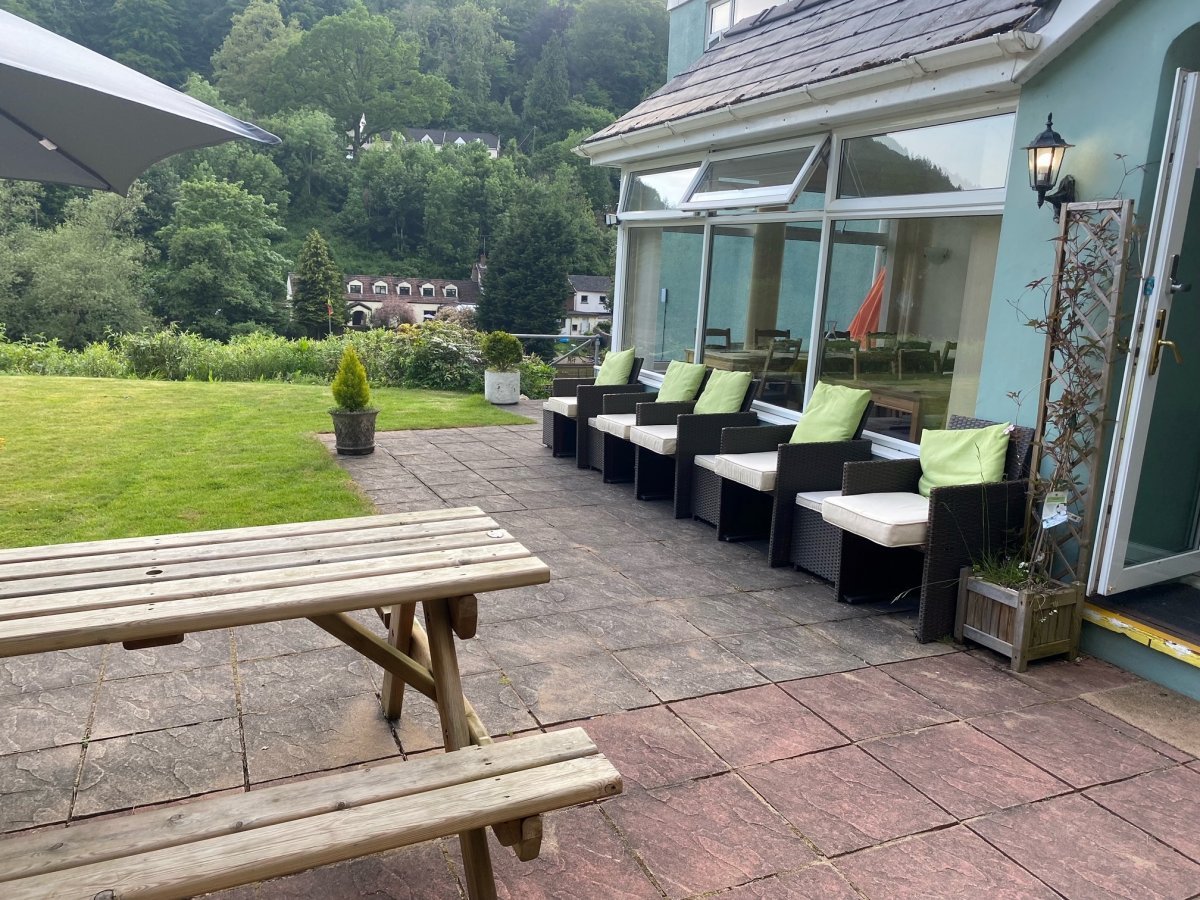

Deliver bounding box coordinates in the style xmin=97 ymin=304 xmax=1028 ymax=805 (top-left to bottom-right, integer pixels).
xmin=0 ymin=507 xmax=486 ymax=566
xmin=0 ymin=556 xmax=551 ymax=657
xmin=0 ymin=516 xmax=501 ymax=583
xmin=5 ymin=756 xmax=621 ymax=900
xmin=0 ymin=730 xmax=602 ymax=884
xmin=1 ymin=541 xmax=529 ymax=621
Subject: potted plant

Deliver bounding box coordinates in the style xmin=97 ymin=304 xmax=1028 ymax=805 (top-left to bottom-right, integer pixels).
xmin=329 ymin=344 xmax=378 ymax=455
xmin=481 ymin=331 xmax=523 ymax=405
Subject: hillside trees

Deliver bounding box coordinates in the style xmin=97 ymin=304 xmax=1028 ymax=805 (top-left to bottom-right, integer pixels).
xmin=291 ymin=230 xmax=342 ymax=337
xmin=566 ymin=0 xmax=667 ymax=111
xmin=211 ymin=0 xmax=301 ymax=113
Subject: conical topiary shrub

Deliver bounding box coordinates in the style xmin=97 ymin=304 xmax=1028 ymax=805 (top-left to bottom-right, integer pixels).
xmin=329 ymin=345 xmax=378 ymax=454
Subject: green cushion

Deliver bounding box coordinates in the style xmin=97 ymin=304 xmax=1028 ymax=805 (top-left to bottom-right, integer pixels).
xmin=790 ymin=382 xmax=872 ymax=443
xmin=657 ymin=360 xmax=706 ymax=402
xmin=694 ymin=370 xmax=752 ymax=414
xmin=917 ymin=423 xmax=1010 ymax=498
xmin=595 ymin=347 xmax=636 ymax=386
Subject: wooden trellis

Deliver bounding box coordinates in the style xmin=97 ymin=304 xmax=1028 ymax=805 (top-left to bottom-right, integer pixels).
xmin=1029 ymin=199 xmax=1136 ymax=583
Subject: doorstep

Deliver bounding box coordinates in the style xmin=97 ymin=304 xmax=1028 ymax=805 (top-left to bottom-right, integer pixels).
xmin=1084 ymin=602 xmax=1200 ymax=670
xmin=1082 ymin=603 xmax=1200 ymax=703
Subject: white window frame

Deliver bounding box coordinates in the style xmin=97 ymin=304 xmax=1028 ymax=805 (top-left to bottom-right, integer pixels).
xmin=347 ymin=280 xmax=363 ymax=294
xmin=444 ymin=285 xmax=459 ymax=298
xmin=680 ymin=134 xmax=830 ymax=211
xmin=421 ymin=283 xmax=436 ymax=298
xmin=397 ymin=282 xmax=411 ymax=296
xmin=617 ymin=151 xmax=707 ymax=222
xmin=372 ymin=281 xmax=388 ymax=295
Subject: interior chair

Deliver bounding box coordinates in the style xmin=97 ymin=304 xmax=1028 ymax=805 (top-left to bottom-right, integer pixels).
xmin=820 ymin=416 xmax=1034 ymax=642
xmin=588 ymin=361 xmax=710 ymax=483
xmin=940 ymin=340 xmax=958 ymax=375
xmin=857 ymin=330 xmax=898 ymax=375
xmin=704 ymin=328 xmax=732 ymax=350
xmin=753 ymin=328 xmax=791 ymax=349
xmin=895 ymin=338 xmax=937 ymax=379
xmin=628 ymin=371 xmax=760 ymax=505
xmin=820 ymin=337 xmax=861 ymax=378
xmin=690 ymin=383 xmax=873 ymax=568
xmin=542 ymin=352 xmax=643 ymax=463
xmin=757 ymin=338 xmax=803 ymax=406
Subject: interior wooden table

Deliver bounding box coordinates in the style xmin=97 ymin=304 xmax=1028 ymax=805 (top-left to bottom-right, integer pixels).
xmin=0 ymin=506 xmax=550 ymax=891
xmin=684 ymin=348 xmax=809 ymax=372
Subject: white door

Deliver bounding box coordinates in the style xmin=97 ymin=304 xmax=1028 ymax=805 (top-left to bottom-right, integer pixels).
xmin=1093 ymin=69 xmax=1200 ymax=595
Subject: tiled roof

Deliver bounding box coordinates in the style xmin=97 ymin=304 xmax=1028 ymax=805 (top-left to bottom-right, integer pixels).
xmin=402 ymin=128 xmax=501 ymax=150
xmin=343 ymin=275 xmax=480 ymax=303
xmin=585 ymin=0 xmax=1044 ymax=144
xmin=568 ymin=274 xmax=613 ymax=293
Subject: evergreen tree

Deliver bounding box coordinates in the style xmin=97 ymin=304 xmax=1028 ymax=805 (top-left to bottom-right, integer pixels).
xmin=476 ymin=181 xmax=574 ymax=334
xmin=522 ymin=34 xmax=570 ymax=144
xmin=292 ymin=229 xmax=342 ymax=337
xmin=211 ymin=0 xmax=302 ymax=114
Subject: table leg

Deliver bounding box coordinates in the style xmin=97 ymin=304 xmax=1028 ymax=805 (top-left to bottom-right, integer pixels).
xmin=381 ymin=603 xmax=416 ymax=719
xmin=424 ymin=598 xmax=496 ymax=900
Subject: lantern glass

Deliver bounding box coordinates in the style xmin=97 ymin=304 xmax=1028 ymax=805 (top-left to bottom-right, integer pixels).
xmin=1028 ymin=144 xmax=1065 ymax=191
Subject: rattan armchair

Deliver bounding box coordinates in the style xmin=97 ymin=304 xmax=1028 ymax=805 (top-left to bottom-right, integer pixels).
xmin=825 ymin=416 xmax=1034 ymax=642
xmin=629 ymin=379 xmax=760 ymax=505
xmin=541 ymin=358 xmax=644 ymax=466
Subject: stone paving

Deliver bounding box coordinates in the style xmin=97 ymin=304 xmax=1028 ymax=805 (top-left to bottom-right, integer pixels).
xmin=4 ymin=406 xmax=1200 ymax=898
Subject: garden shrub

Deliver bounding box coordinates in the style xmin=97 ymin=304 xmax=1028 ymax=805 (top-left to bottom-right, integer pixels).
xmin=519 ymin=354 xmax=554 ymax=399
xmin=403 ymin=321 xmax=484 ymax=392
xmin=331 ymin=345 xmax=372 ymax=411
xmin=481 ymin=331 xmax=524 ymax=372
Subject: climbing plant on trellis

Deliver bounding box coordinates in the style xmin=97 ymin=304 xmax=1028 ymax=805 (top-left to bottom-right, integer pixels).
xmin=1024 ymin=199 xmax=1136 ymax=585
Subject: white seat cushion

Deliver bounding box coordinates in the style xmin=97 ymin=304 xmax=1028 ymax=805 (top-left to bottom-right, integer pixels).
xmin=694 ymin=454 xmax=718 ymax=472
xmin=544 ymin=396 xmax=578 ymax=418
xmin=593 ymin=413 xmax=636 ymax=440
xmin=795 ymin=489 xmax=841 ymax=512
xmin=713 ymin=451 xmax=779 ymax=493
xmin=629 ymin=424 xmax=678 ymax=455
xmin=821 ymin=492 xmax=929 ymax=548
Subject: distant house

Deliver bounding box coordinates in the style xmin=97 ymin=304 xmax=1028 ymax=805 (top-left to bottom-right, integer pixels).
xmin=286 ymin=261 xmax=484 ymax=328
xmin=359 ymin=128 xmax=501 ymax=159
xmin=562 ymin=274 xmax=612 ymax=336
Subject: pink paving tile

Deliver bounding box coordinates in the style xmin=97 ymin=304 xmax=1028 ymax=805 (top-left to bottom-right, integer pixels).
xmin=861 ymin=722 xmax=1069 ymax=819
xmin=572 ymin=705 xmax=728 ymax=790
xmin=971 ymin=702 xmax=1174 ymax=789
xmin=1086 ymin=766 xmax=1200 ymax=863
xmin=742 ymin=745 xmax=954 ymax=857
xmin=781 ymin=667 xmax=954 ymax=741
xmin=835 ymin=826 xmax=1058 ymax=900
xmin=1004 ymin=653 xmax=1135 ymax=698
xmin=1066 ymin=697 xmax=1195 ymax=763
xmin=715 ymin=864 xmax=860 ymax=899
xmin=969 ymin=793 xmax=1200 ymax=900
xmin=883 ymin=652 xmax=1049 ymax=717
xmin=604 ymin=773 xmax=817 ymax=899
xmin=485 ymin=806 xmax=661 ymax=900
xmin=670 ymin=685 xmax=847 ymax=768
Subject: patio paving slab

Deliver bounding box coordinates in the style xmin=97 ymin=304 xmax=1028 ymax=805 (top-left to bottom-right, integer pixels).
xmin=0 ymin=743 xmax=80 ymax=832
xmin=714 ymin=864 xmax=861 ymax=899
xmin=810 ymin=615 xmax=956 ymax=665
xmin=968 ymin=793 xmax=1200 ymax=900
xmin=615 ymin=637 xmax=768 ymax=702
xmin=716 ymin=625 xmax=867 ymax=682
xmin=233 ymin=619 xmax=344 ymax=661
xmin=834 ymin=825 xmax=1059 ymax=900
xmin=102 ymin=629 xmax=232 ymax=680
xmin=742 ymin=745 xmax=955 ymax=856
xmin=0 ymin=646 xmax=102 ymax=697
xmin=0 ymin=681 xmax=95 ymax=754
xmin=237 ymin=646 xmax=378 ymax=716
xmin=620 ymin=563 xmax=741 ymax=599
xmin=570 ymin=704 xmax=728 ymax=790
xmin=861 ymin=722 xmax=1070 ymax=818
xmin=506 ymin=651 xmax=658 ymax=724
xmin=780 ymin=666 xmax=954 ymax=741
xmin=604 ymin=772 xmax=819 ymax=898
xmin=1081 ymin=680 xmax=1200 ymax=757
xmin=91 ymin=665 xmax=236 ymax=740
xmin=1085 ymin=765 xmax=1200 ymax=863
xmin=478 ymin=612 xmax=606 ymax=668
xmin=971 ymin=701 xmax=1176 ymax=788
xmin=574 ymin=601 xmax=709 ymax=651
xmin=1001 ymin=653 xmax=1137 ymax=698
xmin=658 ymin=593 xmax=804 ymax=638
xmin=882 ymin=651 xmax=1050 ymax=717
xmin=670 ymin=684 xmax=847 ymax=767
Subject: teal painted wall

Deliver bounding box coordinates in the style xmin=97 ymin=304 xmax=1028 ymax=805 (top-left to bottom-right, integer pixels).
xmin=975 ymin=0 xmax=1200 ymax=426
xmin=668 ymin=0 xmax=707 ymax=80
xmin=1081 ymin=624 xmax=1200 ymax=702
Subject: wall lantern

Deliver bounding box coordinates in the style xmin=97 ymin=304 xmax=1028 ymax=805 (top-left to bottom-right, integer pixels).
xmin=1024 ymin=114 xmax=1076 ymax=222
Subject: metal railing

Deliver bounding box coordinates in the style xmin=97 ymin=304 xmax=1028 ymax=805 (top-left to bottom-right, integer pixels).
xmin=512 ymin=334 xmax=608 ymax=367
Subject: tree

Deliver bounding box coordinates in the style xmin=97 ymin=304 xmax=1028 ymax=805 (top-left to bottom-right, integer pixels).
xmin=108 ymin=0 xmax=186 ymax=84
xmin=211 ymin=0 xmax=302 ymax=113
xmin=566 ymin=0 xmax=667 ymax=113
xmin=476 ymin=180 xmax=575 ymax=334
xmin=522 ymin=34 xmax=570 ymax=143
xmin=157 ymin=176 xmax=288 ymax=338
xmin=276 ymin=1 xmax=452 ymax=157
xmin=291 ymin=230 xmax=342 ymax=337
xmin=264 ymin=107 xmax=349 ymax=203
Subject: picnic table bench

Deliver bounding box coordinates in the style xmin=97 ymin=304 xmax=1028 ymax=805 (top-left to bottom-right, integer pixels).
xmin=0 ymin=507 xmax=622 ymax=899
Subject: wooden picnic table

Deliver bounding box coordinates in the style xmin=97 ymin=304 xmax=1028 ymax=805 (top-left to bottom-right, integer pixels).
xmin=0 ymin=506 xmax=556 ymax=898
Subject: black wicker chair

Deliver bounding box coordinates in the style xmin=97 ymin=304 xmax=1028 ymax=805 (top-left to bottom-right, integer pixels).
xmin=628 ymin=379 xmax=760 ymax=505
xmin=540 ymin=358 xmax=644 ymax=464
xmin=825 ymin=416 xmax=1034 ymax=642
xmin=690 ymin=408 xmax=871 ymax=570
xmin=588 ymin=370 xmax=712 ymax=483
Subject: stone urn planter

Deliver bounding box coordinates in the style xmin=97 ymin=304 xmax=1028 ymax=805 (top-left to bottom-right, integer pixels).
xmin=481 ymin=331 xmax=523 ymax=406
xmin=329 ymin=345 xmax=378 ymax=455
xmin=484 ymin=370 xmax=520 ymax=405
xmin=955 ymin=567 xmax=1084 ymax=672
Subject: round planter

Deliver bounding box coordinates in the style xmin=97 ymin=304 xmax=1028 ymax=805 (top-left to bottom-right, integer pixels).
xmin=484 ymin=370 xmax=521 ymax=405
xmin=329 ymin=408 xmax=379 ymax=455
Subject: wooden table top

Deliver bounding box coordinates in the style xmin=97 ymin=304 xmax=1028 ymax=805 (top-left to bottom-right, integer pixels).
xmin=0 ymin=507 xmax=550 ymax=658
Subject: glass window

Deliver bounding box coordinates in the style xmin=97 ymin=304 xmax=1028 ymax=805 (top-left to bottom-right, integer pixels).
xmin=622 ymin=225 xmax=705 ymax=373
xmin=373 ymin=282 xmax=387 ymax=294
xmin=623 ymin=164 xmax=702 ymax=213
xmin=398 ymin=283 xmax=411 ymax=295
xmin=421 ymin=284 xmax=435 ymax=297
xmin=817 ymin=216 xmax=1001 ymax=441
xmin=837 ymin=115 xmax=1015 ymax=199
xmin=702 ymin=221 xmax=821 ymax=410
xmin=445 ymin=285 xmax=458 ymax=297
xmin=709 ymin=0 xmax=732 ymax=39
xmin=348 ymin=282 xmax=362 ymax=294
xmin=683 ymin=142 xmax=824 ymax=210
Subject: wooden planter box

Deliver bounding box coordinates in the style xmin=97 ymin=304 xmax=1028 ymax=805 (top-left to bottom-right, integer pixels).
xmin=955 ymin=568 xmax=1084 ymax=672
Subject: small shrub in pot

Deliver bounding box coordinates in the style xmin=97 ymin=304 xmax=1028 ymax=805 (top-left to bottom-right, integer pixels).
xmin=329 ymin=345 xmax=379 ymax=454
xmin=481 ymin=331 xmax=523 ymax=405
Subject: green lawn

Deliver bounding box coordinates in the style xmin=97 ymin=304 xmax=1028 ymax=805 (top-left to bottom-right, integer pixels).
xmin=0 ymin=377 xmax=529 ymax=548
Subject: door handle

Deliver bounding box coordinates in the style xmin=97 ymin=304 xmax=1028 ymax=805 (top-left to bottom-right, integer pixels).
xmin=1169 ymin=254 xmax=1193 ymax=294
xmin=1149 ymin=308 xmax=1184 ymax=375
